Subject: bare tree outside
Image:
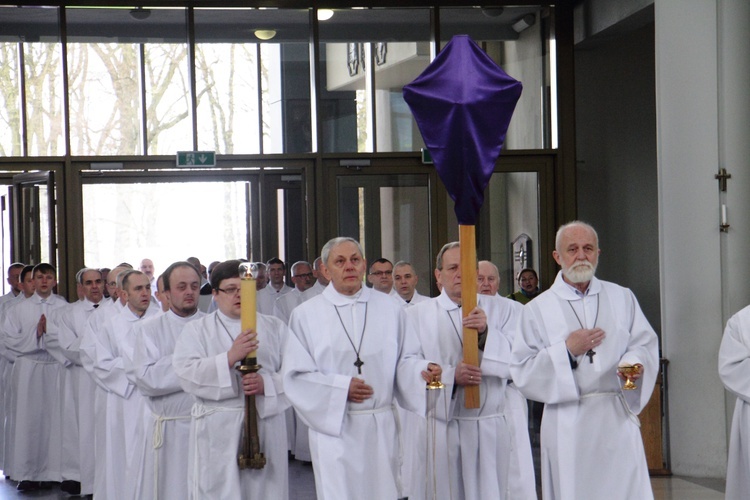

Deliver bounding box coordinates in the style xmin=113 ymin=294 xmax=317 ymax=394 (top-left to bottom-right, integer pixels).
xmin=0 ymin=43 xmax=21 ymax=156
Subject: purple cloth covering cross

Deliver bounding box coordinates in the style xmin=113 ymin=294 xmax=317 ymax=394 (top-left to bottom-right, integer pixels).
xmin=403 ymin=35 xmax=523 ymax=225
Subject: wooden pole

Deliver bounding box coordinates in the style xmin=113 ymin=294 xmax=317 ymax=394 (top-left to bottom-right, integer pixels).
xmin=459 ymin=224 xmax=480 ymax=409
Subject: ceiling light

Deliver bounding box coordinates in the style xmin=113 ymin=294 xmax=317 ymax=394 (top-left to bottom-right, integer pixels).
xmin=254 ymin=29 xmax=277 ymax=41
xmin=481 ymin=7 xmax=504 ymax=18
xmin=317 ymin=9 xmax=334 ymax=21
xmin=129 ymin=7 xmax=151 ymax=21
xmin=512 ymin=14 xmax=536 ymax=33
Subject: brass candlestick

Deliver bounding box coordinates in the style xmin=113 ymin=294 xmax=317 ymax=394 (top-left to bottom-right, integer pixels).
xmin=236 ymin=262 xmax=265 ymax=470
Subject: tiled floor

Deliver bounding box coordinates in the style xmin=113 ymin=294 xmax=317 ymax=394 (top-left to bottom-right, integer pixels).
xmin=0 ymin=466 xmax=725 ymax=499
xmin=0 ymin=458 xmax=317 ymax=499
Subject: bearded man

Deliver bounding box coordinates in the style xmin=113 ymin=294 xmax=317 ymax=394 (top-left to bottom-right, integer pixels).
xmin=511 ymin=221 xmax=659 ymax=500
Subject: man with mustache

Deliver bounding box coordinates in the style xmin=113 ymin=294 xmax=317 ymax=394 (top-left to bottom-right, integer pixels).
xmin=511 ymin=221 xmax=659 ymax=500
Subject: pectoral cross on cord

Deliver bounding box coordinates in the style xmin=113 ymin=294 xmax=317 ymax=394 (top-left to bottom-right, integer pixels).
xmin=335 ymin=303 xmax=369 ymax=375
xmin=567 ymin=295 xmax=600 ymax=364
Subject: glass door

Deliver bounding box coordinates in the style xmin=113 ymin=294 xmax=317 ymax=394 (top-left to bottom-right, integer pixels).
xmin=12 ymin=171 xmax=57 ymax=267
xmin=336 ymin=173 xmax=434 ymax=297
xmin=81 ymin=179 xmax=252 ymax=271
xmin=77 ymin=164 xmax=309 ymax=279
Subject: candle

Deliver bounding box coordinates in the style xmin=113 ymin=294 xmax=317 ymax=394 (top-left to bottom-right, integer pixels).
xmin=239 ymin=262 xmax=257 ymax=357
xmin=722 ymin=204 xmax=727 ymax=225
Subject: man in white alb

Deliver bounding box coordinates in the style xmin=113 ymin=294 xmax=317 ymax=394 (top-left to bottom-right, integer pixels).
xmin=273 ymin=260 xmax=321 ymax=324
xmin=257 ymin=258 xmax=293 ymax=315
xmin=80 ymin=269 xmax=159 ymax=500
xmin=273 ymin=260 xmax=322 ymax=463
xmin=477 ymin=259 xmax=537 ymax=499
xmin=0 ymin=262 xmax=23 ymax=473
xmin=392 ymin=260 xmax=429 ymax=306
xmin=46 ymin=267 xmax=105 ymax=495
xmin=128 ymin=261 xmax=205 ymax=499
xmin=311 ymin=256 xmax=329 ymax=292
xmin=173 ymin=259 xmax=290 ymax=499
xmin=719 ymin=303 xmax=750 ymax=499
xmin=3 ymin=263 xmax=68 ymax=491
xmin=406 ymin=243 xmax=523 ymax=500
xmin=477 ymin=260 xmax=500 ymax=296
xmin=283 ymin=237 xmax=441 ymax=500
xmin=0 ymin=263 xmax=23 ymax=306
xmin=367 ymin=258 xmax=398 ymax=298
xmin=511 ymin=221 xmax=658 ymax=499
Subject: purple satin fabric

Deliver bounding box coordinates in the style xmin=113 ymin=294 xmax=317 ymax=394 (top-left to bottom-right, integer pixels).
xmin=403 ymin=35 xmax=523 ymax=225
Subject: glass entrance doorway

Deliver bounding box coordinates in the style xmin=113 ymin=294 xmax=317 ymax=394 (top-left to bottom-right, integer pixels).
xmin=336 ymin=173 xmax=433 ymax=296
xmin=12 ymin=171 xmax=57 ymax=267
xmin=82 ymin=181 xmax=250 ymax=269
xmin=80 ymin=168 xmax=308 ymax=276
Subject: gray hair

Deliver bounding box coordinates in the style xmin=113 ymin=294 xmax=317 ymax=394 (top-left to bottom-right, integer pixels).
xmin=76 ymin=267 xmax=102 ymax=285
xmin=478 ymin=260 xmax=499 ymax=279
xmin=291 ymin=261 xmax=312 ymax=276
xmin=555 ymin=220 xmax=599 ymax=252
xmin=436 ymin=242 xmax=460 ymax=270
xmin=321 ymin=237 xmax=364 ymax=265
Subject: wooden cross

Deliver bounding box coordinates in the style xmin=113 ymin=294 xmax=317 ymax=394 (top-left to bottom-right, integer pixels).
xmin=586 ymin=349 xmax=596 ymax=364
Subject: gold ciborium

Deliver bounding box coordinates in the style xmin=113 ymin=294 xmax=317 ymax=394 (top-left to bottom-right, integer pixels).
xmin=618 ymin=364 xmax=640 ymax=390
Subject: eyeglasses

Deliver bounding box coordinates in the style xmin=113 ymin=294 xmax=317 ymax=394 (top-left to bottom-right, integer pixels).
xmin=293 ymin=273 xmax=314 ymax=279
xmin=216 ymin=286 xmax=241 ymax=295
xmin=369 ymin=270 xmax=393 ymax=277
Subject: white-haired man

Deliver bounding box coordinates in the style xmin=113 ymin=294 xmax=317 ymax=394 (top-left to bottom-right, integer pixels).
xmin=283 ymin=237 xmax=441 ymax=499
xmin=272 ymin=259 xmax=323 ymax=463
xmin=477 ymin=260 xmax=500 ymax=296
xmin=477 ymin=259 xmax=537 ymax=499
xmin=273 ymin=260 xmax=321 ymax=324
xmin=511 ymin=221 xmax=659 ymax=499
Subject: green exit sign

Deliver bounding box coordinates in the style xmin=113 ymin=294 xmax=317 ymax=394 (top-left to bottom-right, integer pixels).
xmin=421 ymin=147 xmax=433 ymax=164
xmin=176 ymin=151 xmax=216 ymax=167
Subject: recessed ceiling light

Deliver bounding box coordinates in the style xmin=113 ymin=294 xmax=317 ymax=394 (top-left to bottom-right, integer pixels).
xmin=317 ymin=9 xmax=334 ymax=21
xmin=129 ymin=7 xmax=151 ymax=20
xmin=254 ymin=29 xmax=277 ymax=41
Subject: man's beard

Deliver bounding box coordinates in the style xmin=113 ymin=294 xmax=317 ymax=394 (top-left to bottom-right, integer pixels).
xmin=562 ymin=260 xmax=596 ymax=283
xmin=175 ymin=304 xmax=198 ymax=317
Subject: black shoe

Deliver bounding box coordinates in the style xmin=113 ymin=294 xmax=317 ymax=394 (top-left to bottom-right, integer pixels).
xmin=16 ymin=481 xmax=40 ymax=491
xmin=61 ymin=480 xmax=81 ymax=494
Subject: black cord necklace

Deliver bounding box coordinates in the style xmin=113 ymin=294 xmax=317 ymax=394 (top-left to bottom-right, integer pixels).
xmin=334 ymin=302 xmax=369 ymax=375
xmin=567 ymin=295 xmax=599 ymax=364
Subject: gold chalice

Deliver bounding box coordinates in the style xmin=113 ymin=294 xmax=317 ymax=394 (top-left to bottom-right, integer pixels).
xmin=618 ymin=364 xmax=640 ymax=390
